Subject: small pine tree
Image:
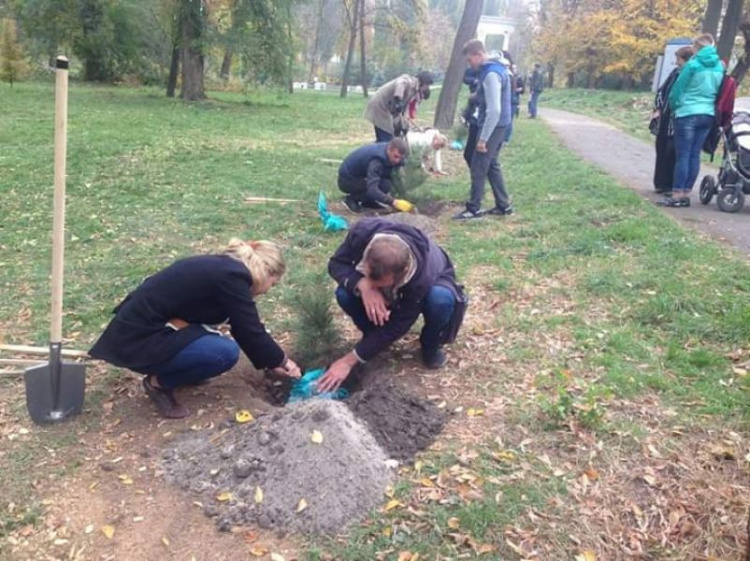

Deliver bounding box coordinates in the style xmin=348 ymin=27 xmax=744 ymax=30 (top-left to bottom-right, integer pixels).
xmin=0 ymin=19 xmax=24 ymax=88
xmin=392 ymin=144 xmax=429 ymax=199
xmin=292 ymin=275 xmax=344 ymax=369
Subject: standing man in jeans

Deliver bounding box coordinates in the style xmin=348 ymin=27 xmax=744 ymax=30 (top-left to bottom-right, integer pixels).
xmin=454 ymin=39 xmax=513 ymax=220
xmin=528 ymin=63 xmax=544 ymax=119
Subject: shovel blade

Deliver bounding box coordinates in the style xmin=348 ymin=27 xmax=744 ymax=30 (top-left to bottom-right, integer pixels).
xmin=24 ymin=362 xmax=86 ymax=424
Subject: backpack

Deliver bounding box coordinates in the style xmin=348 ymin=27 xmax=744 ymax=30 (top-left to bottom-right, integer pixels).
xmin=703 ymin=73 xmax=738 ymax=159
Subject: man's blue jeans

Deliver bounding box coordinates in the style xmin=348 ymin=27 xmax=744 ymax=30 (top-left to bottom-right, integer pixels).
xmin=673 ymin=114 xmax=714 ymax=193
xmin=528 ymin=91 xmax=541 ymax=118
xmin=335 ymin=284 xmax=455 ymax=354
xmin=143 ymin=334 xmax=240 ymax=390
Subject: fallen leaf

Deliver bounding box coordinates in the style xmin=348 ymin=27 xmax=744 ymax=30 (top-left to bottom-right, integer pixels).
xmin=118 ymin=474 xmax=133 ymax=485
xmin=382 ymin=526 xmax=392 ymax=537
xmin=397 ymin=552 xmax=414 ymax=561
xmin=161 ymin=536 xmax=170 ymax=547
xmin=84 ymin=524 xmax=94 ymax=535
xmin=311 ymin=430 xmax=324 ymax=444
xmin=385 ymin=499 xmax=402 ymax=511
xmin=235 ymin=410 xmax=254 ymax=424
xmin=419 ymin=477 xmax=435 ymax=488
xmin=474 ymin=543 xmax=496 ymax=554
xmin=216 ymin=492 xmax=232 ymax=502
xmin=642 ymin=475 xmax=657 ymax=487
xmin=254 ymin=486 xmax=264 ymax=504
xmin=467 ymin=408 xmax=484 ymax=417
xmin=414 ymin=461 xmax=423 ymax=473
xmin=244 ymin=531 xmax=259 ymax=543
xmin=101 ymin=525 xmax=115 ymax=539
xmin=575 ymin=551 xmax=596 ymax=561
xmin=270 ymin=554 xmax=285 ymax=561
xmin=297 ymin=498 xmax=308 ymax=513
xmin=249 ymin=545 xmax=268 ymax=557
xmin=447 ymin=517 xmax=460 ymax=529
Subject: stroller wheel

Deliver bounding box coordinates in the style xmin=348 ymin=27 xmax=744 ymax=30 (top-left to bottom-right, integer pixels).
xmin=699 ymin=176 xmax=716 ymax=205
xmin=717 ymin=188 xmax=745 ymax=213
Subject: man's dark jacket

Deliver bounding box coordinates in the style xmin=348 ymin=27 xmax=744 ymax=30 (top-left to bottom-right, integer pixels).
xmin=328 ymin=218 xmax=461 ymax=362
xmin=89 ymin=255 xmax=285 ymax=372
xmin=338 ymin=142 xmax=402 ymax=206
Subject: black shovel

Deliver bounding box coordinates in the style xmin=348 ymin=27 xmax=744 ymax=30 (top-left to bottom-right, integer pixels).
xmin=24 ymin=56 xmax=86 ymax=424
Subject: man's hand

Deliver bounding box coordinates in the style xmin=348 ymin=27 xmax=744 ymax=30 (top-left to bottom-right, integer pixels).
xmin=476 ymin=140 xmax=488 ymax=153
xmin=393 ymin=199 xmax=415 ymax=213
xmin=357 ymin=277 xmax=390 ymax=326
xmin=272 ymin=357 xmax=302 ymax=379
xmin=317 ymin=353 xmax=359 ymax=393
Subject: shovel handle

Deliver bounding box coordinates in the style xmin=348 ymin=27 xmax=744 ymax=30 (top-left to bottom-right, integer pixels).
xmin=51 ymin=57 xmax=68 ymax=344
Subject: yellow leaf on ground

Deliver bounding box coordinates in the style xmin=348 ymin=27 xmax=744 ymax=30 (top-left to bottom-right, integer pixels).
xmin=254 ymin=486 xmax=264 ymax=504
xmin=270 ymin=554 xmax=285 ymax=561
xmin=235 ymin=410 xmax=254 ymax=423
xmin=414 ymin=460 xmax=423 ymax=473
xmin=311 ymin=430 xmax=324 ymax=444
xmin=382 ymin=526 xmax=392 ymax=537
xmin=575 ymin=551 xmax=596 ymax=561
xmin=101 ymin=525 xmax=115 ymax=539
xmin=161 ymin=536 xmax=170 ymax=547
xmin=474 ymin=543 xmax=496 ymax=554
xmin=467 ymin=408 xmax=484 ymax=417
xmin=385 ymin=499 xmax=402 ymax=511
xmin=397 ymin=552 xmax=413 ymax=561
xmin=419 ymin=477 xmax=434 ymax=488
xmin=216 ymin=492 xmax=232 ymax=502
xmin=447 ymin=517 xmax=460 ymax=529
xmin=118 ymin=474 xmax=133 ymax=485
xmin=249 ymin=545 xmax=268 ymax=557
xmin=297 ymin=498 xmax=308 ymax=513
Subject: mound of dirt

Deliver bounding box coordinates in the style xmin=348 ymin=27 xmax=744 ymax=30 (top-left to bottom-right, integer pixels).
xmin=384 ymin=212 xmax=439 ymax=234
xmin=162 ymin=400 xmax=392 ymax=535
xmin=346 ymin=381 xmax=447 ymax=462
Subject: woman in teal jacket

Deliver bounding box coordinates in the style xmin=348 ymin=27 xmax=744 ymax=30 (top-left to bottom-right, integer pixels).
xmin=659 ymin=34 xmax=724 ymax=208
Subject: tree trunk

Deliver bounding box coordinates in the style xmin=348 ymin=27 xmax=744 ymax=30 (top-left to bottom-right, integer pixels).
xmin=547 ymin=62 xmax=555 ymax=89
xmin=286 ymin=3 xmax=294 ymax=94
xmin=717 ymin=0 xmax=745 ymax=63
xmin=433 ymin=0 xmax=484 ymax=130
xmin=166 ymin=46 xmax=180 ymax=97
xmin=340 ymin=0 xmax=360 ymax=98
xmin=566 ymin=71 xmax=574 ymax=88
xmin=179 ymin=0 xmax=206 ymax=101
xmin=731 ymin=14 xmax=750 ymax=85
xmin=359 ymin=0 xmax=368 ymax=97
xmin=702 ymin=0 xmax=723 ymax=37
xmin=308 ymin=0 xmax=325 ymax=83
xmin=220 ymin=48 xmax=232 ymax=79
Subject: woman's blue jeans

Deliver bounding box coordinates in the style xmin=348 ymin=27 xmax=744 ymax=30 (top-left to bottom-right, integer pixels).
xmin=144 ymin=334 xmax=240 ymax=390
xmin=335 ymin=284 xmax=455 ymax=354
xmin=672 ymin=114 xmax=714 ymax=193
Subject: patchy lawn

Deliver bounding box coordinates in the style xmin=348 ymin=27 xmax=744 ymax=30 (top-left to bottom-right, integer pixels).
xmin=1 ymin=83 xmax=750 ymax=561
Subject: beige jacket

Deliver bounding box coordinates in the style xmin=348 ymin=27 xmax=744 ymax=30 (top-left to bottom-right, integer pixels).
xmin=364 ymin=74 xmax=420 ymax=134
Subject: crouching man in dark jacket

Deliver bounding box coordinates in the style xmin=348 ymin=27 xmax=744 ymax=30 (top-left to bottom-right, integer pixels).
xmin=317 ymin=218 xmax=466 ymax=392
xmin=338 ymin=138 xmax=415 ymax=214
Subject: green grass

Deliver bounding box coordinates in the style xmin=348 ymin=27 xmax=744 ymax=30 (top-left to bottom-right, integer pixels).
xmin=2 ymin=82 xmax=750 ymax=559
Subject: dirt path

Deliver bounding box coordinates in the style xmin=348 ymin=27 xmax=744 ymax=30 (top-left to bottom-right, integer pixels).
xmin=541 ymin=108 xmax=750 ymax=256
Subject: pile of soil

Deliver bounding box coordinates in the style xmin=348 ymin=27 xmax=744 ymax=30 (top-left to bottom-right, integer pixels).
xmin=346 ymin=381 xmax=447 ymax=462
xmin=162 ymin=400 xmax=392 ymax=535
xmin=385 ymin=212 xmax=439 ymax=234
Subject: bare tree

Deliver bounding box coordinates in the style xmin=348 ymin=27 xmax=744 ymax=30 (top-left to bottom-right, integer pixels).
xmin=339 ymin=0 xmax=360 ymax=98
xmin=179 ymin=0 xmax=206 ymax=101
xmin=702 ymin=0 xmax=723 ymax=37
xmin=433 ymin=0 xmax=484 ymax=130
xmin=359 ymin=0 xmax=368 ymax=97
xmin=717 ymin=0 xmax=745 ymax=63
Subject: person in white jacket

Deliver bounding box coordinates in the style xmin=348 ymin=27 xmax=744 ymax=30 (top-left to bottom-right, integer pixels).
xmin=406 ymin=129 xmax=448 ymax=174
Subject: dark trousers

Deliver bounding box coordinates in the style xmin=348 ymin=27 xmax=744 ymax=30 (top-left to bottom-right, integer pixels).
xmin=143 ymin=334 xmax=240 ymax=390
xmin=467 ymin=126 xmax=510 ymax=213
xmin=339 ymin=174 xmax=394 ymax=208
xmin=528 ymin=91 xmax=541 ymax=118
xmin=375 ymin=127 xmax=393 ymax=143
xmin=653 ymin=132 xmax=676 ymax=191
xmin=335 ymin=285 xmax=455 ymax=353
xmin=464 ymin=124 xmax=479 ymax=168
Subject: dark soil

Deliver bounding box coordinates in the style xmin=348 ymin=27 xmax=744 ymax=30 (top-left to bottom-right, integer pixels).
xmin=346 ymin=380 xmax=447 ymax=462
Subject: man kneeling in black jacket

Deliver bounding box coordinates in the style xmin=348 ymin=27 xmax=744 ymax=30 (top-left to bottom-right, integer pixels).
xmin=317 ymin=218 xmax=466 ymax=392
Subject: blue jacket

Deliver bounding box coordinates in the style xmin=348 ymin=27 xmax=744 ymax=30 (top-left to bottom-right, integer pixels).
xmin=89 ymin=255 xmax=286 ymax=371
xmin=668 ymin=46 xmax=724 ymax=118
xmin=477 ymin=60 xmax=512 ymax=135
xmin=339 ymin=143 xmax=397 ymax=180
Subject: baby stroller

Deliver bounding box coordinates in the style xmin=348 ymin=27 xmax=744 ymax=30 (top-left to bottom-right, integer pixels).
xmin=700 ymin=97 xmax=750 ymax=213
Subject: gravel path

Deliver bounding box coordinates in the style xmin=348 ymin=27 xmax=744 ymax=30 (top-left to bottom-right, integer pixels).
xmin=541 ymin=108 xmax=750 ymax=256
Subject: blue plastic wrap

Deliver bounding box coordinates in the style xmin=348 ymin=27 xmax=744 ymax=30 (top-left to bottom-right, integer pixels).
xmin=318 ymin=191 xmax=349 ymax=232
xmin=287 ymin=368 xmax=349 ymax=403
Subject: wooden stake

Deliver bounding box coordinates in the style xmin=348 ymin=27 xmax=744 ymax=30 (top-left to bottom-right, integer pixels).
xmin=0 ymin=344 xmax=88 ymax=358
xmin=244 ymin=196 xmax=303 ymax=204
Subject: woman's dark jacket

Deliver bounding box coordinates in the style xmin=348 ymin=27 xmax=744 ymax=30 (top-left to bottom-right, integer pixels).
xmin=328 ymin=218 xmax=461 ymax=362
xmin=89 ymin=255 xmax=285 ymax=371
xmin=653 ymin=68 xmax=681 ymax=137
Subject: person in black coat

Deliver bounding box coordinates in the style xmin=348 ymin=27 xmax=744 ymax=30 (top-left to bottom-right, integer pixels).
xmin=317 ymin=218 xmax=466 ymax=392
xmin=338 ymin=138 xmax=413 ymax=213
xmin=651 ymin=46 xmax=694 ymax=195
xmin=89 ymin=239 xmax=301 ymax=418
xmin=461 ymin=66 xmax=481 ymax=167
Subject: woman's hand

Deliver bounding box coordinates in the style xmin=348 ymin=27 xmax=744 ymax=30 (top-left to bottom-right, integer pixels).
xmin=317 ymin=353 xmax=358 ymax=393
xmin=357 ymin=278 xmax=391 ymax=326
xmin=652 ymin=110 xmax=660 ymax=120
xmin=272 ymin=357 xmax=302 ymax=379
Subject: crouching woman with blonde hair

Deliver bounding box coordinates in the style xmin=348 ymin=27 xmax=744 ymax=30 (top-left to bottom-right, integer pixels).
xmin=89 ymin=239 xmax=301 ymax=418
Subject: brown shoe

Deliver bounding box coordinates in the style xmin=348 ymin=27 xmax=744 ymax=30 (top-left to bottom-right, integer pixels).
xmin=142 ymin=376 xmax=190 ymax=419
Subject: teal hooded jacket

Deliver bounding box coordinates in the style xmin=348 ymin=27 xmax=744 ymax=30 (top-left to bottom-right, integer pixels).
xmin=668 ymin=46 xmax=724 ymax=118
